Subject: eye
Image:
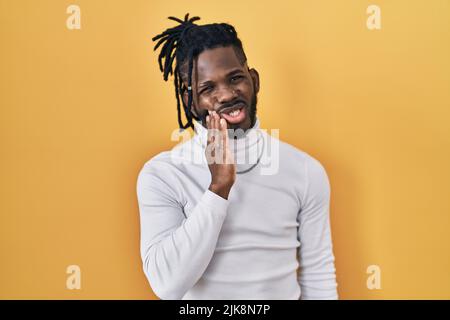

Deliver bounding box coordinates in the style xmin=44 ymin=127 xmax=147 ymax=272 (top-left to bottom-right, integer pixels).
xmin=200 ymin=86 xmax=213 ymax=95
xmin=231 ymin=75 xmax=243 ymax=82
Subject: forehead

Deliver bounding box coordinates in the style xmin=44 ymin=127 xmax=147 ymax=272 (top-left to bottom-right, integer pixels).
xmin=195 ymin=46 xmax=245 ymax=81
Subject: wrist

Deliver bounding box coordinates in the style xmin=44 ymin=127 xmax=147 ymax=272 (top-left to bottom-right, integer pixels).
xmin=209 ymin=183 xmax=232 ymax=200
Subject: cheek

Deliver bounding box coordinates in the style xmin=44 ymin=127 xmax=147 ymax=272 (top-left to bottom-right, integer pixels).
xmin=196 ymin=96 xmax=213 ymax=110
xmin=237 ymin=81 xmax=254 ymax=98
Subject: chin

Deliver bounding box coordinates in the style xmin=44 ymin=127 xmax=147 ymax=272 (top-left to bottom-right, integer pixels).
xmin=228 ymin=116 xmax=250 ymax=131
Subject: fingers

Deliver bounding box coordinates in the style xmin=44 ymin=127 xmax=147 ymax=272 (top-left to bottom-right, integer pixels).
xmin=212 ymin=111 xmax=220 ymax=151
xmin=205 ymin=110 xmax=233 ymax=164
xmin=211 ymin=110 xmax=218 ymax=130
xmin=219 ymin=117 xmax=227 ymax=131
xmin=219 ymin=118 xmax=228 ymax=147
xmin=206 ymin=112 xmax=212 ymax=144
xmin=215 ymin=111 xmax=220 ymax=130
xmin=206 ymin=110 xmax=218 ymax=145
xmin=207 ymin=110 xmax=220 ymax=141
xmin=220 ymin=118 xmax=230 ymax=164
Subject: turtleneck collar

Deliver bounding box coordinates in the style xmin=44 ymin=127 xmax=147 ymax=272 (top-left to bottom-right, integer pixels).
xmin=192 ymin=116 xmax=264 ymax=172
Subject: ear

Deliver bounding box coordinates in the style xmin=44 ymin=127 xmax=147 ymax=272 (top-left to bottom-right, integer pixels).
xmin=182 ymin=88 xmax=199 ymax=118
xmin=248 ymin=68 xmax=260 ymax=94
xmin=182 ymin=88 xmax=188 ymax=108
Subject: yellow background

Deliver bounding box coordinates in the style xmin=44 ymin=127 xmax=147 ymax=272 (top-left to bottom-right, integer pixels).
xmin=1 ymin=0 xmax=449 ymax=299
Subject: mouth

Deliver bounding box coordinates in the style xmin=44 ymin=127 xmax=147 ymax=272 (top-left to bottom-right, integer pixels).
xmin=218 ymin=102 xmax=247 ymax=125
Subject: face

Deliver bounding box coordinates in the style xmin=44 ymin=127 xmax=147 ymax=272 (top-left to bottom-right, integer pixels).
xmin=182 ymin=46 xmax=260 ymax=131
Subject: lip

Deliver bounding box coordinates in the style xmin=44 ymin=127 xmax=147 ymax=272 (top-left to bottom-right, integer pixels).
xmin=218 ymin=102 xmax=246 ymax=116
xmin=219 ymin=103 xmax=247 ymax=125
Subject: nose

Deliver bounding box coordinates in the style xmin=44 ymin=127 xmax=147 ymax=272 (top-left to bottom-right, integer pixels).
xmin=216 ymin=84 xmax=237 ymax=105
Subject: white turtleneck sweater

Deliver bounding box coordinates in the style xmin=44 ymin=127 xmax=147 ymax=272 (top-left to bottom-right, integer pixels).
xmin=136 ymin=117 xmax=338 ymax=300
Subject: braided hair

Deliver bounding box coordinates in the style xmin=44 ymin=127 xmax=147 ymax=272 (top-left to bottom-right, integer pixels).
xmin=152 ymin=14 xmax=247 ymax=130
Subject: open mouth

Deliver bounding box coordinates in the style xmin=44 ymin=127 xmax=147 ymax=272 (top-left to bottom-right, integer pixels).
xmin=219 ymin=103 xmax=247 ymax=124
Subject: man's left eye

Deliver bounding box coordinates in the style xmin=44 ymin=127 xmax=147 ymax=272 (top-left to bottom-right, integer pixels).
xmin=231 ymin=76 xmax=243 ymax=82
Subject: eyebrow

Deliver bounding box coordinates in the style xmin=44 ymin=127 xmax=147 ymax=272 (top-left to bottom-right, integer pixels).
xmin=198 ymin=68 xmax=245 ymax=87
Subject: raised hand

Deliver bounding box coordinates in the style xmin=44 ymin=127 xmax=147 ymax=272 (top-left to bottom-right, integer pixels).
xmin=205 ymin=111 xmax=236 ymax=200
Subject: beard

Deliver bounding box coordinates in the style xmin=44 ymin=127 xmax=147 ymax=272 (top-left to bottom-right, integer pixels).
xmin=249 ymin=93 xmax=258 ymax=128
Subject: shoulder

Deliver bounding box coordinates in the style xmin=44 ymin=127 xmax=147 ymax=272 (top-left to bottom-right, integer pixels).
xmin=265 ymin=131 xmax=329 ymax=178
xmin=137 ymin=136 xmax=195 ymax=176
xmin=136 ymin=151 xmax=172 ymax=194
xmin=136 ymin=149 xmax=191 ymax=207
xmin=265 ymin=133 xmax=330 ymax=204
xmin=282 ymin=144 xmax=331 ymax=206
xmin=136 ymin=136 xmax=198 ymax=191
xmin=284 ymin=140 xmax=329 ymax=189
xmin=137 ymin=151 xmax=172 ymax=179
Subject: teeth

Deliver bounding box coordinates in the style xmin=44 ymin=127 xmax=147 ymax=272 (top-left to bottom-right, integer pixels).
xmin=229 ymin=109 xmax=241 ymax=117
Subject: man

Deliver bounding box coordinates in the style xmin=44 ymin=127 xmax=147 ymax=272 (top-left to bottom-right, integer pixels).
xmin=136 ymin=14 xmax=338 ymax=300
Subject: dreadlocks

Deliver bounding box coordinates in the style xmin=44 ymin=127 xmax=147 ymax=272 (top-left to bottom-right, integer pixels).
xmin=152 ymin=13 xmax=248 ymax=130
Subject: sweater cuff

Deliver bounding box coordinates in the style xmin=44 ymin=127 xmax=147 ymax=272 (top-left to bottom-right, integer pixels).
xmin=201 ymin=189 xmax=229 ymax=217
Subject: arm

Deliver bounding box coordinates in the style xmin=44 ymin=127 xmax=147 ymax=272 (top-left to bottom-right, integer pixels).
xmin=297 ymin=157 xmax=338 ymax=300
xmin=137 ymin=166 xmax=229 ymax=300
